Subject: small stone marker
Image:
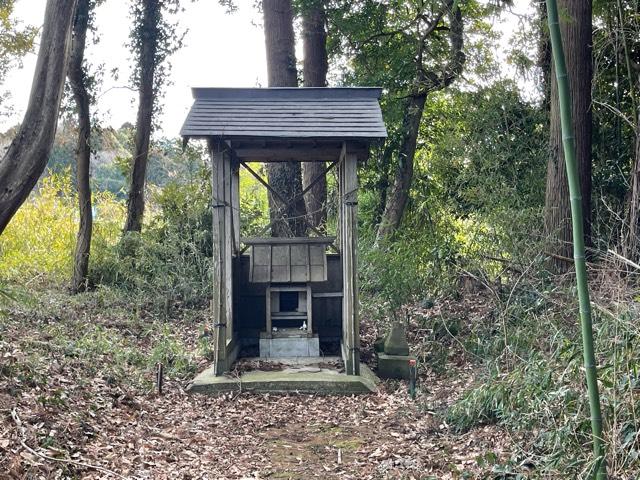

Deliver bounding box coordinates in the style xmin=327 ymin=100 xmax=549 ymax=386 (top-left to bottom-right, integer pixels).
xmin=383 ymin=322 xmax=410 ymax=355
xmin=377 ymin=322 xmax=416 ymax=380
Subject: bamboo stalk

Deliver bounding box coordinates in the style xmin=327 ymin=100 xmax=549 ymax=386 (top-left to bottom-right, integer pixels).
xmin=545 ymin=1 xmax=607 ymax=478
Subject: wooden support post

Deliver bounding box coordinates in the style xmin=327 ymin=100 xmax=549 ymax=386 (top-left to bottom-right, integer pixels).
xmin=223 ymin=150 xmax=234 ymax=346
xmin=266 ymin=286 xmax=272 ymax=338
xmin=340 ymin=143 xmax=360 ymax=375
xmin=306 ymin=283 xmax=313 ymax=335
xmin=336 ymin=159 xmax=343 ymax=264
xmin=210 ymin=142 xmax=236 ymax=375
xmin=210 ymin=142 xmax=226 ymax=375
xmin=231 ymin=156 xmax=240 ymax=256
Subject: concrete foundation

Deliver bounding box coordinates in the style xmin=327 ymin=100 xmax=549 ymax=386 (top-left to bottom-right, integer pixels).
xmin=377 ymin=353 xmax=416 ymax=380
xmin=188 ymin=360 xmax=378 ymax=395
xmin=259 ymin=332 xmax=320 ymax=358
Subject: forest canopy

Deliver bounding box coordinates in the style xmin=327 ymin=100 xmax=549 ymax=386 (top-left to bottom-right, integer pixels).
xmin=0 ymin=0 xmax=639 ymax=478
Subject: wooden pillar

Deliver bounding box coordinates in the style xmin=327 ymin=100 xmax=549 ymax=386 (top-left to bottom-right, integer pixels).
xmin=231 ymin=157 xmax=240 ymax=256
xmin=340 ymin=143 xmax=360 ymax=375
xmin=223 ymin=150 xmax=234 ymax=341
xmin=210 ymin=141 xmax=236 ymax=375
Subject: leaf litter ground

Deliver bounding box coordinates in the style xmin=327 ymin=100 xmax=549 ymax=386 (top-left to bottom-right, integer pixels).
xmin=0 ymin=289 xmax=511 ymax=479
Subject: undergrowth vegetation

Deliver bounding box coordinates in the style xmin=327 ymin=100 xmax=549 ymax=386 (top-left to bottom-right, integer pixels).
xmin=438 ymin=267 xmax=640 ymax=478
xmin=0 ymin=172 xmax=124 ymax=282
xmin=0 ymin=163 xmax=268 ymax=307
xmin=1 ymin=82 xmax=639 ymax=478
xmin=0 ymin=287 xmax=202 ymax=399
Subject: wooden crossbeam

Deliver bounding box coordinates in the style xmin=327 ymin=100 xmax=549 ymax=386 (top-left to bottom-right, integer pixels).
xmin=239 ymin=160 xmax=340 ymax=253
xmin=234 ymin=147 xmax=367 ymax=162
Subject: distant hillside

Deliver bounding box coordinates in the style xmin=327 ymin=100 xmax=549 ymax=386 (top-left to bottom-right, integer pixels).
xmin=0 ymin=121 xmax=208 ymax=198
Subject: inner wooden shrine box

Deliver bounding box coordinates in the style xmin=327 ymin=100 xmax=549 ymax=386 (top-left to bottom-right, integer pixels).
xmin=180 ymin=87 xmax=387 ymax=376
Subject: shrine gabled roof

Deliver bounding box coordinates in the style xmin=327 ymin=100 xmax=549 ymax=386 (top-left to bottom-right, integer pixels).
xmin=179 ymin=87 xmax=387 ymax=140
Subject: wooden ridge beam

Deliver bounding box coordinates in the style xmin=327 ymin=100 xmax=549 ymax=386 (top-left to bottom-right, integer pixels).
xmin=233 ymin=147 xmax=367 ymax=162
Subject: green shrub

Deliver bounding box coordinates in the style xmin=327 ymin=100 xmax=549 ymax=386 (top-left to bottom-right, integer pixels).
xmin=149 ymin=324 xmax=197 ymax=378
xmin=90 ymin=171 xmax=213 ymax=306
xmin=0 ymin=171 xmax=124 ymax=283
xmin=446 ymin=291 xmax=640 ymax=478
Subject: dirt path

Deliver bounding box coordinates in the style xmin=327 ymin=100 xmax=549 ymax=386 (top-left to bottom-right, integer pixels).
xmin=0 ymin=293 xmax=511 ymax=479
xmin=3 ymin=379 xmax=511 ymax=479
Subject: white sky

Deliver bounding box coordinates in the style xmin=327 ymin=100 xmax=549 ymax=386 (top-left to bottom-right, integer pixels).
xmin=0 ymin=0 xmax=532 ymax=137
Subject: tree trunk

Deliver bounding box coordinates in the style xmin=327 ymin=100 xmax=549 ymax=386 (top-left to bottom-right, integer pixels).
xmin=376 ymin=3 xmax=464 ymax=241
xmin=68 ymin=0 xmax=92 ymax=293
xmin=619 ymin=2 xmax=640 ymax=262
xmin=372 ymin=142 xmax=394 ymax=227
xmin=263 ymin=0 xmax=306 ymax=237
xmin=302 ymin=0 xmax=328 ymax=231
xmin=0 ymin=0 xmax=78 ymax=234
xmin=543 ymin=0 xmax=592 ymax=272
xmin=538 ymin=0 xmax=552 ymax=112
xmin=624 ymin=108 xmax=640 ymax=260
xmin=376 ymin=93 xmax=427 ymax=240
xmin=124 ymin=0 xmax=159 ymax=233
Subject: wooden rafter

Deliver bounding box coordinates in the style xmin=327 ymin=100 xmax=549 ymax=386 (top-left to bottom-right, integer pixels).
xmin=238 ymin=160 xmax=340 ymax=253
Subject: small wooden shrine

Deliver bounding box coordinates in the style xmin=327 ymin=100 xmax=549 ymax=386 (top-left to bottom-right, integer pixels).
xmin=180 ymin=87 xmax=387 ymax=377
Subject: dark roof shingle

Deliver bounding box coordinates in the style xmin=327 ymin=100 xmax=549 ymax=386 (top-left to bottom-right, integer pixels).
xmin=180 ymin=87 xmax=387 ymax=140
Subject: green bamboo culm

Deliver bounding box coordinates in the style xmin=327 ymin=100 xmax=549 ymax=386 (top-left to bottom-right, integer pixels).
xmin=545 ymin=1 xmax=607 ymax=478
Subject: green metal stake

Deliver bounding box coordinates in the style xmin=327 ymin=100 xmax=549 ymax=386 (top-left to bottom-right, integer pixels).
xmin=545 ymin=1 xmax=606 ymax=478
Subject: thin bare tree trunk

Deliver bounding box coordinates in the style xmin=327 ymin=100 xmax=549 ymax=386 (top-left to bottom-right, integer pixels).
xmin=624 ymin=110 xmax=640 ymax=260
xmin=302 ymin=0 xmax=328 ymax=231
xmin=263 ymin=0 xmax=306 ymax=237
xmin=619 ymin=1 xmax=640 ymax=262
xmin=377 ymin=3 xmax=464 ymax=241
xmin=68 ymin=0 xmax=92 ymax=293
xmin=543 ymin=0 xmax=592 ymax=272
xmin=124 ymin=0 xmax=159 ymax=233
xmin=0 ymin=0 xmax=78 ymax=234
xmin=377 ymin=93 xmax=426 ymax=240
xmin=372 ymin=143 xmax=394 ymax=227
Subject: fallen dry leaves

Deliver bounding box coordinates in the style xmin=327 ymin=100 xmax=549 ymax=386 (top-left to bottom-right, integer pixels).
xmin=0 ymin=290 xmax=512 ymax=479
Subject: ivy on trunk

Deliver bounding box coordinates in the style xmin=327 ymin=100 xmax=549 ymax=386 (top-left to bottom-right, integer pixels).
xmin=0 ymin=0 xmax=78 ymax=234
xmin=67 ymin=0 xmax=94 ymax=293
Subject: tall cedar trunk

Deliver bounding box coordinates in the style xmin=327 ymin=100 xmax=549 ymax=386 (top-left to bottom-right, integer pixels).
xmin=0 ymin=0 xmax=78 ymax=234
xmin=624 ymin=108 xmax=640 ymax=260
xmin=124 ymin=0 xmax=159 ymax=233
xmin=302 ymin=0 xmax=328 ymax=230
xmin=546 ymin=1 xmax=606 ymax=474
xmin=543 ymin=0 xmax=592 ymax=272
xmin=538 ymin=0 xmax=552 ymax=111
xmin=263 ymin=0 xmax=306 ymax=237
xmin=68 ymin=0 xmax=92 ymax=293
xmin=377 ymin=4 xmax=464 ymax=240
xmin=377 ymin=93 xmax=427 ymax=239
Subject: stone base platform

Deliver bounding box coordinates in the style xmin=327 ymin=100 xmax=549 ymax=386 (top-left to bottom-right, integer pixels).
xmin=188 ymin=358 xmax=378 ymax=395
xmin=377 ymin=353 xmax=416 ymax=380
xmin=259 ymin=331 xmax=320 ymax=358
